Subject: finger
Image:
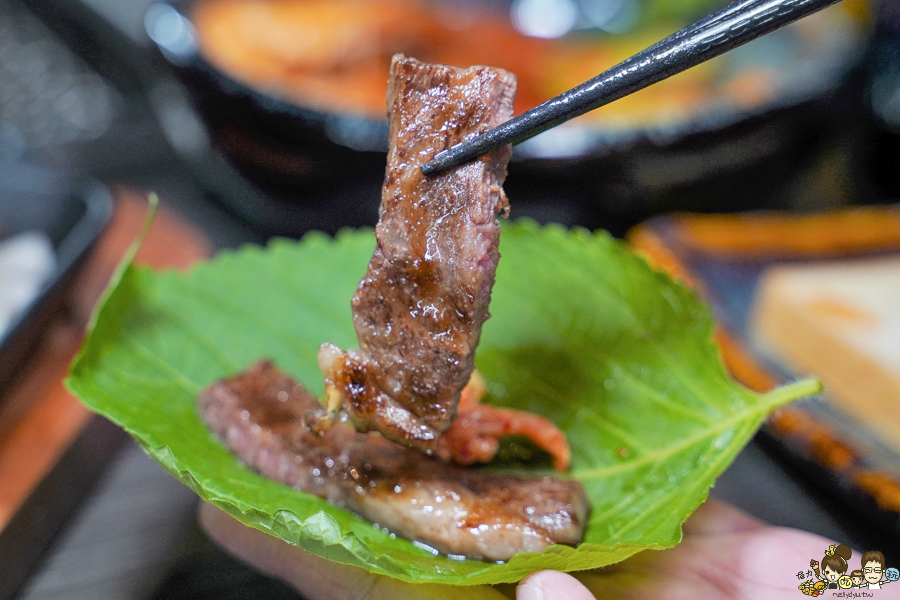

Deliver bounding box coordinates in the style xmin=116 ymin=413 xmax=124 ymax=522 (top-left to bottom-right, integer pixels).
xmin=573 ymin=506 xmax=830 ymax=600
xmin=517 ymin=570 xmax=596 ymax=600
xmin=663 ymin=525 xmax=835 ymax=599
xmin=199 ymin=502 xmax=373 ymax=599
xmin=199 ymin=503 xmax=508 ymax=600
xmin=681 ymin=499 xmax=764 ymax=536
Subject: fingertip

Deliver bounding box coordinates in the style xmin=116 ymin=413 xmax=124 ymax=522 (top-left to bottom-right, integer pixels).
xmin=197 ymin=503 xmax=298 ymax=582
xmin=197 ymin=502 xmax=243 ymax=550
xmin=517 ymin=570 xmax=596 ymax=600
xmin=197 ymin=501 xmax=225 ymax=535
xmin=682 ymin=499 xmax=763 ymax=536
xmin=197 ymin=503 xmax=369 ymax=597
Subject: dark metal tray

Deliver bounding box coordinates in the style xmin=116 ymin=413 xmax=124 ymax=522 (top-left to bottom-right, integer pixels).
xmin=0 ymin=163 xmax=112 ymax=396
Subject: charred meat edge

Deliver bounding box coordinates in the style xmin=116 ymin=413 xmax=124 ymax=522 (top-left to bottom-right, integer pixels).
xmin=198 ymin=360 xmax=588 ymax=562
xmin=319 ymin=55 xmax=515 ymax=451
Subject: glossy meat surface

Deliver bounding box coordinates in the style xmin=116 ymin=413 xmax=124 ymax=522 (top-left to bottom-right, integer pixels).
xmin=198 ymin=361 xmax=588 ymax=561
xmin=319 ymin=55 xmax=516 ymax=450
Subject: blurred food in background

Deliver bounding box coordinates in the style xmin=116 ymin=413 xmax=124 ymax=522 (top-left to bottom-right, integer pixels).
xmin=753 ymin=254 xmax=900 ymax=454
xmin=140 ymin=0 xmax=876 ymax=237
xmin=189 ymin=0 xmax=868 ymax=150
xmin=630 ymin=206 xmax=900 ymax=531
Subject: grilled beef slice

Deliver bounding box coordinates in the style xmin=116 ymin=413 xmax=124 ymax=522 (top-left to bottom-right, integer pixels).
xmin=318 ymin=55 xmax=516 ymax=451
xmin=198 ymin=360 xmax=588 ymax=561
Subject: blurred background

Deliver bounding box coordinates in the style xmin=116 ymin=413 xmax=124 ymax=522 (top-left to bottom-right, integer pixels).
xmin=0 ymin=0 xmax=899 ymax=597
xmin=3 ymin=0 xmax=899 ymax=241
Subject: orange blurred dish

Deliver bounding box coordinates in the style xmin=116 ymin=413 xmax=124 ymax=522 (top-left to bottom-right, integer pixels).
xmin=191 ymin=0 xmax=865 ymax=135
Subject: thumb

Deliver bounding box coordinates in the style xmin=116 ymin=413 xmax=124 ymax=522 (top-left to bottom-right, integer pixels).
xmin=518 ymin=570 xmax=596 ymax=600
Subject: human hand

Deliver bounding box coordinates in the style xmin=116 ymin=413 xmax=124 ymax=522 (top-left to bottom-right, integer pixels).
xmin=199 ymin=499 xmax=832 ymax=600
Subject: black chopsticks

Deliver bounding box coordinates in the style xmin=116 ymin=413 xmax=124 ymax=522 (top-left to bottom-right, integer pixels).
xmin=421 ymin=0 xmax=844 ymax=176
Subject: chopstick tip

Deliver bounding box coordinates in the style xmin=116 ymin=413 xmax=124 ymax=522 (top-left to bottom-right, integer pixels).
xmin=420 ymin=152 xmax=446 ymax=176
